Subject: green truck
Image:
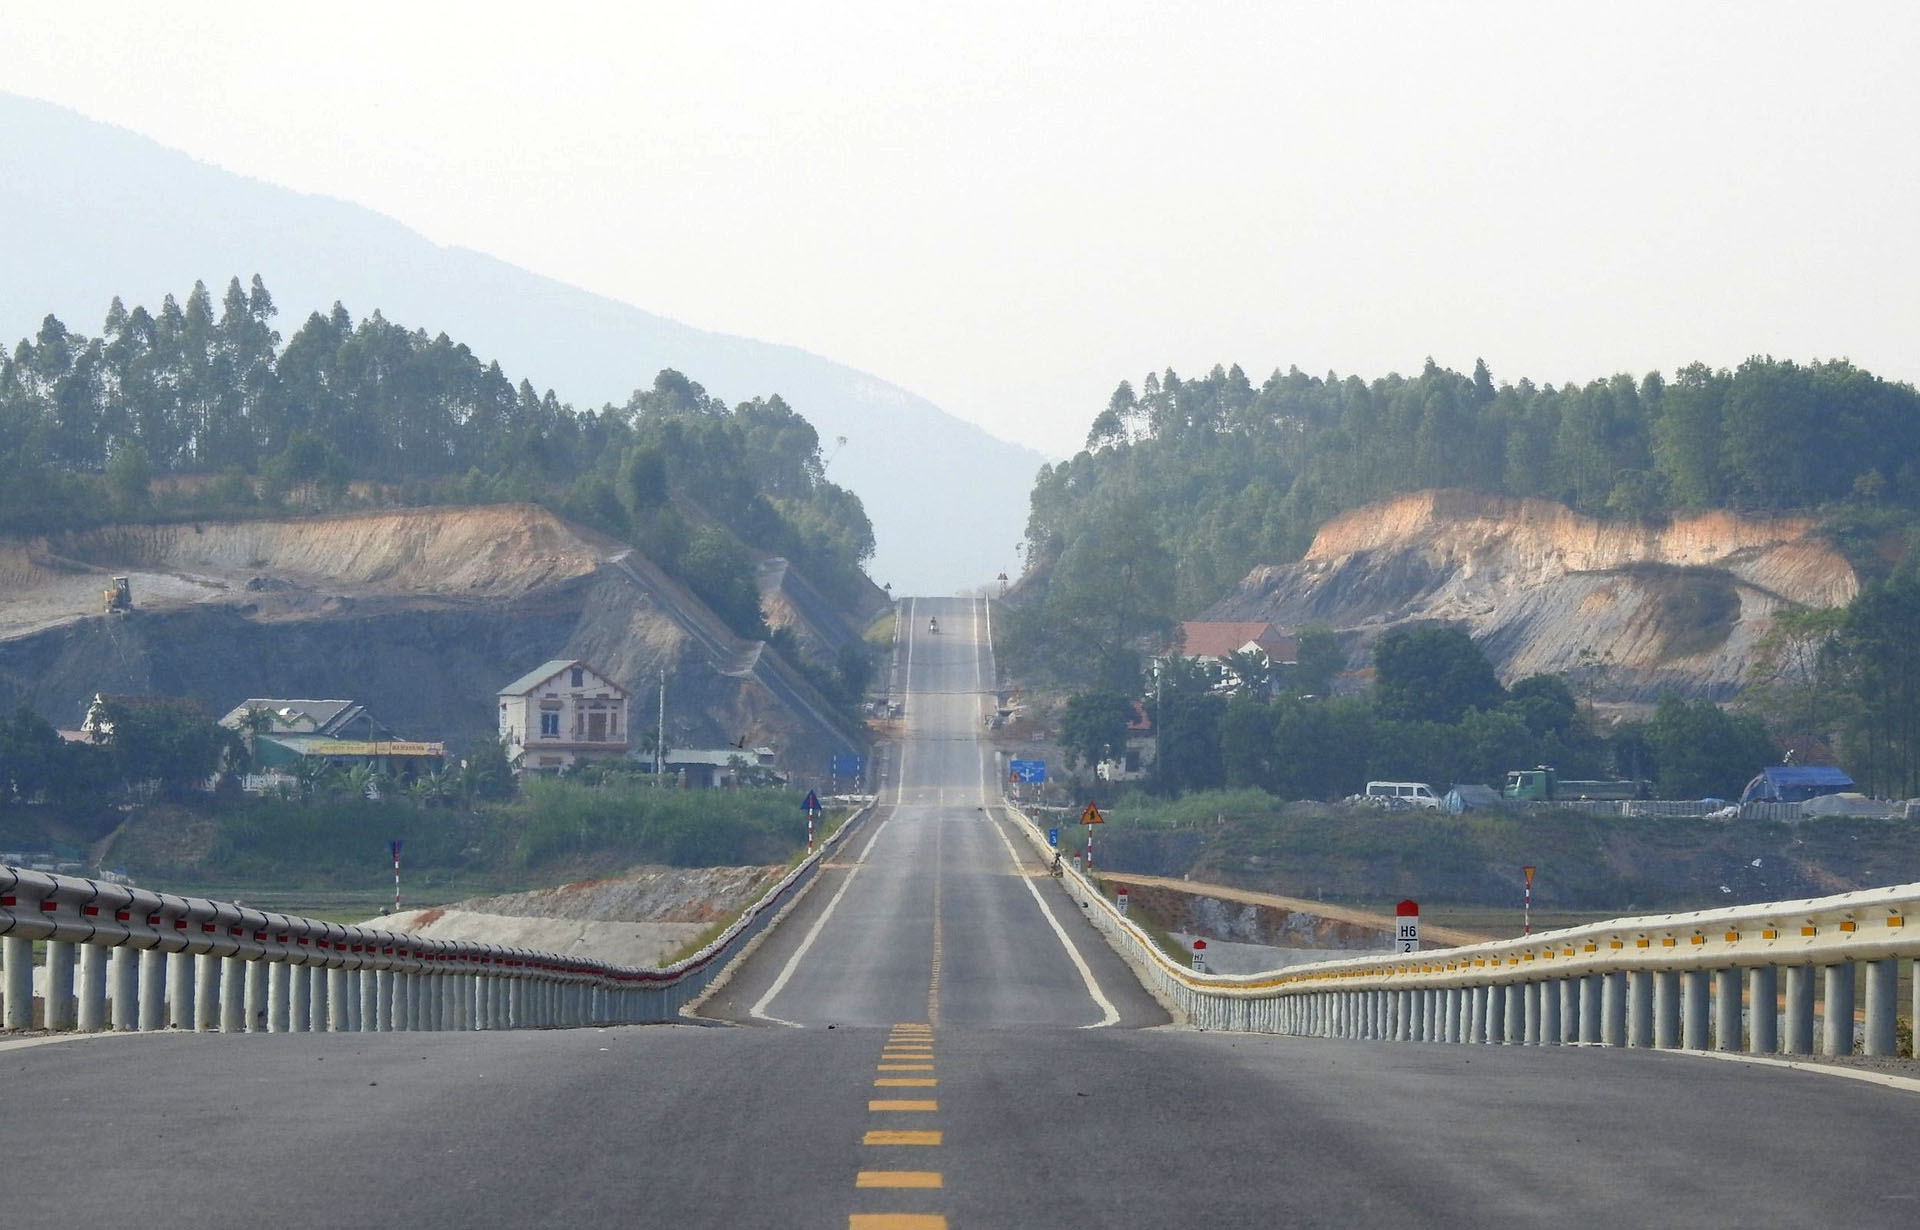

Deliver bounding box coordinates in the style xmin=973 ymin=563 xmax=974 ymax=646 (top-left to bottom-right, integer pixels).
xmin=1503 ymin=767 xmax=1649 ymax=802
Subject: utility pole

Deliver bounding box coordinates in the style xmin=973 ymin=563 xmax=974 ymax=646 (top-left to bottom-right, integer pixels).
xmin=656 ymin=669 xmax=666 ymax=785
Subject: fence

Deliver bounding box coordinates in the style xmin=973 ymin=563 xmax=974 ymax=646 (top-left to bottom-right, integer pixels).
xmin=1003 ymin=802 xmax=1920 ymax=1058
xmin=0 ymin=802 xmax=870 ymax=1036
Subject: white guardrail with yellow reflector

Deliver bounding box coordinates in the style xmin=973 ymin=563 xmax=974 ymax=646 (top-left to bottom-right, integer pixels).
xmin=0 ymin=802 xmax=871 ymax=1036
xmin=1005 ymin=802 xmax=1920 ymax=1058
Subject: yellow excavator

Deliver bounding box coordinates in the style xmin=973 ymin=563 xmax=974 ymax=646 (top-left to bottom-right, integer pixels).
xmin=102 ymin=576 xmax=132 ymax=614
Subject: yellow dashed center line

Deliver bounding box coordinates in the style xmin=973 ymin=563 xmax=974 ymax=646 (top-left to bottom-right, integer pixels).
xmin=875 ymin=1078 xmax=937 ymax=1087
xmin=849 ymin=1215 xmax=947 ymax=1229
xmin=869 ymin=1099 xmax=939 ymax=1112
xmin=864 ymin=1130 xmax=943 ymax=1146
xmin=877 ymin=1063 xmax=934 ymax=1071
xmin=857 ymin=1171 xmax=944 ymax=1189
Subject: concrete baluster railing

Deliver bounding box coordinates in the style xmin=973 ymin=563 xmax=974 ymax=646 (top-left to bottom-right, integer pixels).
xmin=2 ymin=800 xmax=871 ymax=1038
xmin=1002 ymin=802 xmax=1920 ymax=1059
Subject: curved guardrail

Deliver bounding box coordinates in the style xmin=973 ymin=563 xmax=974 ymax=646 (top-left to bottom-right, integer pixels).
xmin=0 ymin=803 xmax=871 ymax=1035
xmin=1003 ymin=802 xmax=1920 ymax=1059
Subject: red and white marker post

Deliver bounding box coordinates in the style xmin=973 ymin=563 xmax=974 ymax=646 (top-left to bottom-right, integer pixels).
xmin=1115 ymin=886 xmax=1129 ymax=917
xmin=1191 ymin=938 xmax=1207 ymax=972
xmin=1523 ymin=865 xmax=1536 ymax=936
xmin=1395 ymin=898 xmax=1420 ymax=953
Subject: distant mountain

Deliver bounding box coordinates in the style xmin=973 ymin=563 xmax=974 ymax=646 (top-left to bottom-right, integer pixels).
xmin=0 ymin=93 xmax=1042 ymax=594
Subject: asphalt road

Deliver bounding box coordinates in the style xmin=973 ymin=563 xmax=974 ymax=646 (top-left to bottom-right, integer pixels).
xmin=7 ymin=597 xmax=1920 ymax=1227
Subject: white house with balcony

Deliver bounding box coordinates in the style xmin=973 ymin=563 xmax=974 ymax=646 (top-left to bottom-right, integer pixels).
xmin=498 ymin=659 xmax=631 ymax=773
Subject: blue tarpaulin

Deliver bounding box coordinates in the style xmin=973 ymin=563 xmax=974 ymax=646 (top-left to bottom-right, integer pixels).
xmin=1739 ymin=765 xmax=1855 ymax=804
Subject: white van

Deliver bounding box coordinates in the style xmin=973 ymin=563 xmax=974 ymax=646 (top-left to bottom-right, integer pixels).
xmin=1365 ymin=781 xmax=1442 ymax=809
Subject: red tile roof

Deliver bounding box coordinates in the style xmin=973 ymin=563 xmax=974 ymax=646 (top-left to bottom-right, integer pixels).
xmin=1176 ymin=621 xmax=1296 ymax=661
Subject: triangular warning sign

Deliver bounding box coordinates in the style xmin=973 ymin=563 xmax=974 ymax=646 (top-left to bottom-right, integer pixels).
xmin=1080 ymin=802 xmax=1105 ymax=826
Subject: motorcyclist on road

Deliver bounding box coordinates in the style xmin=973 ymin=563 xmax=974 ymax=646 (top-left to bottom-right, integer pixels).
xmin=929 ymin=616 xmax=938 ymax=634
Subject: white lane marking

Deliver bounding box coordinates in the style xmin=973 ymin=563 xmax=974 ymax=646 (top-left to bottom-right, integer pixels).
xmin=1674 ymin=1047 xmax=1920 ymax=1096
xmin=985 ymin=811 xmax=1120 ymax=1029
xmin=749 ymin=814 xmax=895 ymax=1027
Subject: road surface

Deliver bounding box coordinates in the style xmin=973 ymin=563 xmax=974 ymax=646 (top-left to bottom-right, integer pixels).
xmin=6 ymin=597 xmax=1920 ymax=1227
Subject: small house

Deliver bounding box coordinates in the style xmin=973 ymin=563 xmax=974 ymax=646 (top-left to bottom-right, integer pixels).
xmin=498 ymin=660 xmax=630 ymax=772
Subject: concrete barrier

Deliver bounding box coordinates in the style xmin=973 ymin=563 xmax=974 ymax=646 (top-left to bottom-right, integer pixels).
xmin=1002 ymin=801 xmax=1920 ymax=1057
xmin=1 ymin=804 xmax=870 ymax=1037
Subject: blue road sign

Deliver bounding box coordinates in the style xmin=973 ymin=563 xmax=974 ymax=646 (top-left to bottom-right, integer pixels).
xmin=1010 ymin=759 xmax=1047 ymax=783
xmin=1047 ymin=827 xmax=1059 ymax=848
xmin=830 ymin=753 xmax=864 ymax=779
xmin=803 ymin=790 xmax=821 ymax=814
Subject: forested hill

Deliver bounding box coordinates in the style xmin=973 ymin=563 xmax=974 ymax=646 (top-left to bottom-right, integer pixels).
xmin=0 ymin=278 xmax=876 ymax=636
xmin=1024 ymin=357 xmax=1920 ymax=616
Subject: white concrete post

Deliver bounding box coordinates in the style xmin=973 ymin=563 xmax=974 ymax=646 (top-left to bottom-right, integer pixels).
xmin=1627 ymin=970 xmax=1654 ymax=1048
xmin=309 ymin=964 xmax=329 ymax=1031
xmin=1681 ymin=969 xmax=1710 ymax=1050
xmin=44 ymin=940 xmax=76 ymax=1031
xmin=139 ymin=949 xmax=167 ymax=1032
xmin=361 ymin=968 xmax=377 ymax=1032
xmin=2 ymin=935 xmax=32 ymax=1030
xmin=1582 ymin=973 xmax=1605 ymax=1043
xmin=112 ymin=947 xmax=140 ymax=1031
xmin=78 ymin=942 xmax=108 ymax=1031
xmin=1537 ymin=981 xmax=1558 ymax=1045
xmin=1750 ymin=965 xmax=1778 ymax=1053
xmin=1559 ymin=979 xmax=1579 ymax=1043
xmin=1864 ymin=958 xmax=1897 ymax=1057
xmin=1506 ymin=982 xmax=1525 ymax=1044
xmin=269 ymin=962 xmax=291 ymax=1032
xmin=1653 ymin=970 xmax=1681 ymax=1048
xmin=169 ymin=949 xmax=195 ymax=1029
xmin=375 ymin=970 xmax=392 ymax=1031
xmin=1713 ymin=968 xmax=1741 ymax=1051
xmin=1602 ymin=971 xmax=1628 ymax=1046
xmin=246 ymin=960 xmax=268 ymax=1032
xmin=1470 ymin=986 xmax=1489 ymax=1043
xmin=289 ymin=962 xmax=311 ymax=1032
xmin=194 ymin=952 xmax=221 ymax=1031
xmin=329 ymin=967 xmax=351 ymax=1032
xmin=1823 ymin=963 xmax=1855 ymax=1056
xmin=1783 ymin=965 xmax=1815 ymax=1054
xmin=222 ymin=958 xmax=248 ymax=1032
xmin=343 ymin=967 xmax=361 ymax=1031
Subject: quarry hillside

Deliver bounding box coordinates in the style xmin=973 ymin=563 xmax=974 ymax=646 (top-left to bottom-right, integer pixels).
xmin=0 ymin=505 xmax=880 ymax=773
xmin=1204 ymin=490 xmax=1858 ymax=704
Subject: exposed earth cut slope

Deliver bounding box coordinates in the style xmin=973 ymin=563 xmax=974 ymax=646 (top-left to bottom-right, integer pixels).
xmin=1205 ymin=490 xmax=1858 ymax=702
xmin=0 ymin=505 xmax=874 ymax=771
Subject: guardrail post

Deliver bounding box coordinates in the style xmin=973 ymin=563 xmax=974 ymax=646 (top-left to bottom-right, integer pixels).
xmin=222 ymin=958 xmax=247 ymax=1032
xmin=1913 ymin=957 xmax=1920 ymax=1058
xmin=289 ymin=961 xmax=311 ymax=1032
xmin=1681 ymin=970 xmax=1710 ymax=1050
xmin=1468 ymin=986 xmax=1487 ymax=1042
xmin=139 ymin=949 xmax=166 ymax=1031
xmin=1580 ymin=973 xmax=1602 ymax=1043
xmin=374 ymin=969 xmax=392 ymax=1031
xmin=169 ymin=949 xmax=194 ymax=1029
xmin=44 ymin=940 xmax=76 ymax=1031
xmin=194 ymin=952 xmax=221 ymax=1031
xmin=1602 ymin=972 xmax=1627 ymax=1045
xmin=2 ymin=935 xmax=32 ymax=1030
xmin=1627 ymin=971 xmax=1654 ymax=1047
xmin=112 ymin=947 xmax=139 ymax=1031
xmin=245 ymin=960 xmax=267 ymax=1032
xmin=1714 ymin=968 xmax=1741 ymax=1050
xmin=269 ymin=962 xmax=290 ymax=1032
xmin=79 ymin=942 xmax=108 ymax=1031
xmin=329 ymin=966 xmax=351 ymax=1032
xmin=1505 ymin=983 xmax=1524 ymax=1044
xmin=1537 ymin=981 xmax=1558 ymax=1044
xmin=1783 ymin=966 xmax=1815 ymax=1054
xmin=1750 ymin=966 xmax=1778 ymax=1053
xmin=1653 ymin=970 xmax=1680 ymax=1048
xmin=310 ymin=964 xmax=329 ymax=1031
xmin=360 ymin=967 xmax=377 ymax=1031
xmin=1864 ymin=958 xmax=1897 ymax=1056
xmin=1823 ymin=963 xmax=1855 ymax=1056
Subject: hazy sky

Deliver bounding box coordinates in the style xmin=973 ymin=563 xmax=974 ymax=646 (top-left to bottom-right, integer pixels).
xmin=4 ymin=3 xmax=1916 ymax=458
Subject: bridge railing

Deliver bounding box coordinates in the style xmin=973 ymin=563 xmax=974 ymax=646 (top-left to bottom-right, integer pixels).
xmin=1003 ymin=802 xmax=1920 ymax=1058
xmin=0 ymin=803 xmax=870 ymax=1036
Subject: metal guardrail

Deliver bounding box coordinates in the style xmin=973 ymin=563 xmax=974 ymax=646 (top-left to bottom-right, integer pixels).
xmin=0 ymin=803 xmax=871 ymax=1036
xmin=1001 ymin=801 xmax=1920 ymax=1059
